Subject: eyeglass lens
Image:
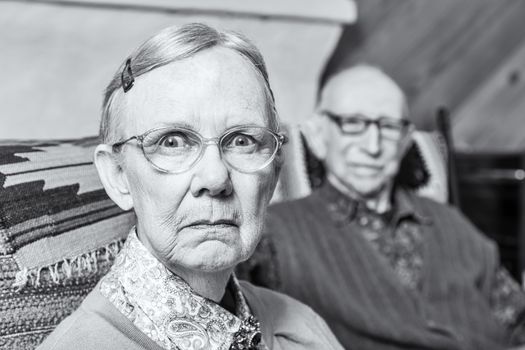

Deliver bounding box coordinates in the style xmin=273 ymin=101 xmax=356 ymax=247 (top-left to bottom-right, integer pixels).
xmin=140 ymin=126 xmax=279 ymax=173
xmin=327 ymin=113 xmax=409 ymax=140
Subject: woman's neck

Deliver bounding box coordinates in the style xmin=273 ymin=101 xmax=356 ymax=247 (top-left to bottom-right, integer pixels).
xmin=171 ymin=267 xmax=233 ymax=302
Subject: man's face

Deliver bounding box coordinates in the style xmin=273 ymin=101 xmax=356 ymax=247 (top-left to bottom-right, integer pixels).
xmin=116 ymin=47 xmax=276 ymax=274
xmin=319 ymin=68 xmax=410 ymax=198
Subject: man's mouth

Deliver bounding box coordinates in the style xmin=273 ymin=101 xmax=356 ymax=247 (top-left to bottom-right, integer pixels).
xmin=348 ymin=163 xmax=383 ymax=177
xmin=350 ymin=162 xmax=382 ymax=170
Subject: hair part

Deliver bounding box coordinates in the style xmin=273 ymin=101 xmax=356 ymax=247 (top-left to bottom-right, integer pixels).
xmin=100 ymin=23 xmax=278 ymax=144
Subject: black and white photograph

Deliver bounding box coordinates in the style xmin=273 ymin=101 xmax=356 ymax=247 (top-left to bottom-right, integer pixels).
xmin=1 ymin=1 xmax=525 ymax=349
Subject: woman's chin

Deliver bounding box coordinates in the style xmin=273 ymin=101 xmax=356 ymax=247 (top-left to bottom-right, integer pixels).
xmin=179 ymin=243 xmax=242 ymax=273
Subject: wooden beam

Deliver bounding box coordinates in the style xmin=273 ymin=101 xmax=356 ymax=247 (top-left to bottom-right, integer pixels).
xmin=454 ymin=38 xmax=525 ymax=151
xmin=408 ymin=1 xmax=525 ymax=130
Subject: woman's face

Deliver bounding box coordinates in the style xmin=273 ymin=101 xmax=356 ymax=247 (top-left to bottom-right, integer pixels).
xmin=116 ymin=47 xmax=277 ymax=274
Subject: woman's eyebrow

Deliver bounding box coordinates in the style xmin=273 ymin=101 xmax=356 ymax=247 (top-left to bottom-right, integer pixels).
xmin=152 ymin=121 xmax=196 ymax=130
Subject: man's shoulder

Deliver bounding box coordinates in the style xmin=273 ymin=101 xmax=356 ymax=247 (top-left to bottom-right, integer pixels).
xmin=407 ymin=190 xmax=468 ymax=222
xmin=409 ymin=192 xmax=497 ymax=249
xmin=269 ymin=194 xmax=315 ymax=210
xmin=268 ymin=193 xmax=320 ymax=219
xmin=265 ymin=194 xmax=325 ymax=235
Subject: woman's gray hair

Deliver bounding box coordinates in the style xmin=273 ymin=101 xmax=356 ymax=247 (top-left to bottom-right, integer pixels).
xmin=100 ymin=23 xmax=278 ymax=143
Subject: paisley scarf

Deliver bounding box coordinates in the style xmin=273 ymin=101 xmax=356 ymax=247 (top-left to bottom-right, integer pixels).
xmin=99 ymin=228 xmax=264 ymax=350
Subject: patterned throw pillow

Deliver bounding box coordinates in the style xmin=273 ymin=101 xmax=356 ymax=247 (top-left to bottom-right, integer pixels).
xmin=0 ymin=137 xmax=135 ymax=350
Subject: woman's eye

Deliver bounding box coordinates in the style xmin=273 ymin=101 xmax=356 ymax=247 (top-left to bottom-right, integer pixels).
xmin=159 ymin=134 xmax=187 ymax=148
xmin=230 ymin=134 xmax=256 ymax=147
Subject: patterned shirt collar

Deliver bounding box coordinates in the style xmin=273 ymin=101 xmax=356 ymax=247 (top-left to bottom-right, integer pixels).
xmin=317 ymin=180 xmax=431 ymax=226
xmin=99 ymin=228 xmax=264 ymax=350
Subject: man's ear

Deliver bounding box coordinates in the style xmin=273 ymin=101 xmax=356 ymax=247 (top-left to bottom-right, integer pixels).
xmin=301 ymin=112 xmax=328 ymax=160
xmin=94 ymin=144 xmax=134 ymax=211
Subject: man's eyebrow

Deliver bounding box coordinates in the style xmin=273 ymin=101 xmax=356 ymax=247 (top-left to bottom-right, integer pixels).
xmin=322 ymin=110 xmax=365 ymax=119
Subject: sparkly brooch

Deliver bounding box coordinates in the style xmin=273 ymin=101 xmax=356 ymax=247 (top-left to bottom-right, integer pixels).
xmin=230 ymin=316 xmax=262 ymax=350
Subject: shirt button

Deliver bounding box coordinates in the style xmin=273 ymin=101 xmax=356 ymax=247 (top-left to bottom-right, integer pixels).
xmin=426 ymin=320 xmax=437 ymax=328
xmin=359 ymin=216 xmax=369 ymax=226
xmin=371 ymin=219 xmax=383 ymax=230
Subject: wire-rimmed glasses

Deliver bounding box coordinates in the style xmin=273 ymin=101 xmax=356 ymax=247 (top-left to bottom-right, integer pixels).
xmin=323 ymin=111 xmax=413 ymax=141
xmin=111 ymin=125 xmax=287 ymax=174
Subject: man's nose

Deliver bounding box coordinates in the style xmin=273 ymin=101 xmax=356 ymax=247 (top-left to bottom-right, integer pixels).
xmin=360 ymin=123 xmax=382 ymax=156
xmin=190 ymin=144 xmax=233 ymax=197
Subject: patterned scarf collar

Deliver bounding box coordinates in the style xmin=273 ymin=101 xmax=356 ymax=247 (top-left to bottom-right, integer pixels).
xmin=99 ymin=228 xmax=264 ymax=350
xmin=317 ymin=181 xmax=430 ymax=226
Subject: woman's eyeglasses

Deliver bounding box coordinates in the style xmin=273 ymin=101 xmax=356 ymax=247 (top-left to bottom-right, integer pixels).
xmin=323 ymin=111 xmax=413 ymax=141
xmin=111 ymin=125 xmax=287 ymax=174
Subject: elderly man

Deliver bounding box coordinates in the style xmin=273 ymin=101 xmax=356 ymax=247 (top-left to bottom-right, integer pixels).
xmin=256 ymin=65 xmax=525 ymax=350
xmin=37 ymin=23 xmax=343 ymax=350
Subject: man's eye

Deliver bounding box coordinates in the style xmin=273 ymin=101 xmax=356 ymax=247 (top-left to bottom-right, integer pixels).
xmin=345 ymin=119 xmax=364 ymax=125
xmin=381 ymin=123 xmax=399 ymax=131
xmin=341 ymin=119 xmax=366 ymax=131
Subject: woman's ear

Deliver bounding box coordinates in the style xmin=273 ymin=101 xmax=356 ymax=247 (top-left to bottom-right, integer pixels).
xmin=94 ymin=144 xmax=134 ymax=211
xmin=301 ymin=112 xmax=328 ymax=160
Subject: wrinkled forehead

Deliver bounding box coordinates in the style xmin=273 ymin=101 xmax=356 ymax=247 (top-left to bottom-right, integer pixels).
xmin=115 ymin=47 xmax=269 ymax=135
xmin=320 ymin=66 xmax=407 ymax=120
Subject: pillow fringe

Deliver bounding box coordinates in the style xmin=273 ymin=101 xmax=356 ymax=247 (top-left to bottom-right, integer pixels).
xmin=12 ymin=238 xmax=125 ymax=290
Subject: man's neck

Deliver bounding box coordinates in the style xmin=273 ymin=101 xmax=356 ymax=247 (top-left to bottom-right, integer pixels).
xmin=327 ymin=173 xmax=393 ymax=214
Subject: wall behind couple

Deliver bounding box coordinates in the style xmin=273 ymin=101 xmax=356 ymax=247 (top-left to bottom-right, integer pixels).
xmin=0 ymin=0 xmax=355 ymax=139
xmin=3 ymin=0 xmax=525 ymax=152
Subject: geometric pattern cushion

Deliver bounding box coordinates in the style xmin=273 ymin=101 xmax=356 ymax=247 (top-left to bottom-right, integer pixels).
xmin=0 ymin=137 xmax=135 ymax=349
xmin=410 ymin=131 xmax=448 ymax=203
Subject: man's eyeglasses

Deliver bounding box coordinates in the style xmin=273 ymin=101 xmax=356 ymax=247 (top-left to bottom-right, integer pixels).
xmin=323 ymin=111 xmax=412 ymax=141
xmin=111 ymin=125 xmax=287 ymax=174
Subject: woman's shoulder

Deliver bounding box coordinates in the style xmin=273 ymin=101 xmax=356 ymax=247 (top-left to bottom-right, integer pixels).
xmin=240 ymin=281 xmax=344 ymax=350
xmin=37 ymin=288 xmax=162 ymax=350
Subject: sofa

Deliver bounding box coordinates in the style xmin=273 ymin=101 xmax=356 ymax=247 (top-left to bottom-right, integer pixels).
xmin=0 ymin=128 xmax=447 ymax=349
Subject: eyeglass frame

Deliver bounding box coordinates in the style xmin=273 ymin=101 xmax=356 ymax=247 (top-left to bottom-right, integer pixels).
xmin=111 ymin=124 xmax=288 ymax=174
xmin=322 ymin=111 xmax=413 ymax=140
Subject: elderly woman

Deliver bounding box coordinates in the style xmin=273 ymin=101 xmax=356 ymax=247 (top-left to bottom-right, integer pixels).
xmin=37 ymin=23 xmax=343 ymax=350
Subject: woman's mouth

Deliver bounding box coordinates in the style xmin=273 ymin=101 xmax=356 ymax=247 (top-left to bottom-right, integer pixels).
xmin=182 ymin=219 xmax=239 ymax=231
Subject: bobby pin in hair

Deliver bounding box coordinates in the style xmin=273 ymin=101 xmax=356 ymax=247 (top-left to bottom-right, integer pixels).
xmin=121 ymin=58 xmax=135 ymax=93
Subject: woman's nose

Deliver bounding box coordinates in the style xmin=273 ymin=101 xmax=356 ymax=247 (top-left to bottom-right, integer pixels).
xmin=190 ymin=144 xmax=233 ymax=197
